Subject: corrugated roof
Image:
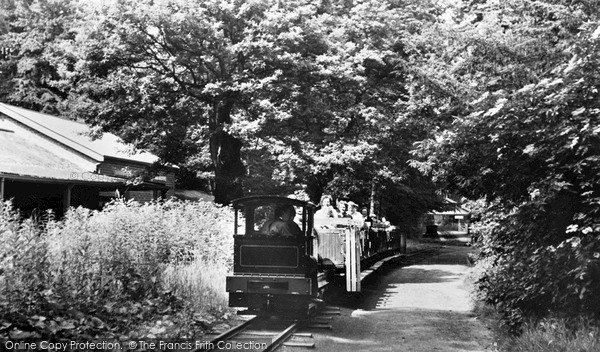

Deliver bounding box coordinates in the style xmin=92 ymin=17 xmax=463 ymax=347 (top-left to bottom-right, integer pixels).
xmin=0 ymin=130 xmax=124 ymax=184
xmin=431 ymin=209 xmax=470 ymax=216
xmin=174 ymin=189 xmax=215 ymax=202
xmin=0 ymin=103 xmax=158 ymax=164
xmin=429 ymin=197 xmax=470 ymax=216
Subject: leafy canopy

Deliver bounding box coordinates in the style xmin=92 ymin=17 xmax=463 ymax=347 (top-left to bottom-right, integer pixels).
xmin=409 ymin=0 xmax=600 ymax=329
xmin=1 ymin=0 xmax=442 ymax=221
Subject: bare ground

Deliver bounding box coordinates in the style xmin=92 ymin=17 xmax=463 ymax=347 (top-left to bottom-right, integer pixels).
xmin=285 ymin=246 xmax=493 ymax=352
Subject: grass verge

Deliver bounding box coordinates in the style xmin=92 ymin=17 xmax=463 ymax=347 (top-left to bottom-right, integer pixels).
xmin=469 ymin=257 xmax=600 ymax=352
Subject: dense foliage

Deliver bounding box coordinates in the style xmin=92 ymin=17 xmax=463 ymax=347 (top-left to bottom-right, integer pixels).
xmin=0 ymin=0 xmax=441 ymax=225
xmin=0 ymin=199 xmax=233 ymax=340
xmin=2 ymin=0 xmax=600 ymax=335
xmin=410 ymin=0 xmax=600 ymax=331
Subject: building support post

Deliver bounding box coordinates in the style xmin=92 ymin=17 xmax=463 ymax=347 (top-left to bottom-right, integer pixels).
xmin=0 ymin=177 xmax=4 ymax=201
xmin=63 ymin=184 xmax=73 ymax=214
xmin=400 ymin=233 xmax=407 ymax=254
xmin=369 ymin=178 xmax=377 ymax=218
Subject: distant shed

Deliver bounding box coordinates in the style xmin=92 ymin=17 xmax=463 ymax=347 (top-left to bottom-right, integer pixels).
xmin=430 ymin=199 xmax=470 ymax=232
xmin=421 ymin=197 xmax=471 ymax=235
xmin=0 ymin=103 xmax=176 ymax=217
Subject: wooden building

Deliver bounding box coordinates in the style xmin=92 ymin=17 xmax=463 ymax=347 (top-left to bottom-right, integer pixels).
xmin=0 ymin=103 xmax=175 ymax=217
xmin=422 ymin=197 xmax=471 ymax=236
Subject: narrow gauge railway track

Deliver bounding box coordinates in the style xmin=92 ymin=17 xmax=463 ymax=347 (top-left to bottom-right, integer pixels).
xmin=197 ymin=316 xmax=306 ymax=352
xmin=199 ymin=248 xmax=440 ymax=352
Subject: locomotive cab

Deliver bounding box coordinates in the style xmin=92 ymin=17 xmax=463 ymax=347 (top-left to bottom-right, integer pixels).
xmin=226 ymin=196 xmax=318 ymax=315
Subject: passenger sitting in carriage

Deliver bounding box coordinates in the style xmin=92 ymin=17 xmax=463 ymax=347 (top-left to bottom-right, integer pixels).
xmin=259 ymin=204 xmax=303 ymax=237
xmin=348 ymin=201 xmax=365 ymax=227
xmin=336 ymin=200 xmax=351 ymax=218
xmin=315 ymin=194 xmax=337 ymax=219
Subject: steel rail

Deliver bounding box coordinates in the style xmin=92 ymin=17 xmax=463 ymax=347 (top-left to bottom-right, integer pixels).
xmin=197 ymin=316 xmax=259 ymax=352
xmin=197 ymin=317 xmax=302 ymax=352
xmin=263 ymin=320 xmax=300 ymax=352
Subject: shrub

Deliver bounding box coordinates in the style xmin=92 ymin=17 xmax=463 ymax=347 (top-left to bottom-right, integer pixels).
xmin=47 ymin=198 xmax=233 ymax=305
xmin=473 ymin=193 xmax=600 ymax=333
xmin=0 ymin=198 xmax=234 ymax=336
xmin=0 ymin=201 xmax=50 ymax=313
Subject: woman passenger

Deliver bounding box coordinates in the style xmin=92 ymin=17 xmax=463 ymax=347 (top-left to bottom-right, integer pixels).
xmin=336 ymin=200 xmax=351 ymax=218
xmin=315 ymin=194 xmax=337 ymax=219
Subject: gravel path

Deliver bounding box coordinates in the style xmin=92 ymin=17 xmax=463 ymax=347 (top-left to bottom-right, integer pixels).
xmin=286 ymin=246 xmax=493 ymax=352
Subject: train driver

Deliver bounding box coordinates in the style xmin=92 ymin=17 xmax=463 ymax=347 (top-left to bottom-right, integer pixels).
xmin=260 ymin=204 xmax=303 ymax=237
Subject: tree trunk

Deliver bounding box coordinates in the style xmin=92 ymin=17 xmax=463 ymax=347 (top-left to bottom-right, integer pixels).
xmin=369 ymin=177 xmax=377 ymax=218
xmin=209 ymin=128 xmax=245 ymax=204
xmin=208 ymin=99 xmax=245 ymax=204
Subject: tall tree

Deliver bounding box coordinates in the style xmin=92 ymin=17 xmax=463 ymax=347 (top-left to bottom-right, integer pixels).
xmin=241 ymin=0 xmax=444 ymax=217
xmin=66 ymin=0 xmax=260 ymax=203
xmin=62 ymin=0 xmax=442 ymax=212
xmin=410 ymin=0 xmax=600 ymax=328
xmin=1 ymin=0 xmax=443 ymax=224
xmin=0 ymin=0 xmax=81 ymax=112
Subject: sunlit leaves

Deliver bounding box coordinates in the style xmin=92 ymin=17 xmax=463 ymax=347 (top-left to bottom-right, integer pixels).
xmin=1 ymin=0 xmax=441 ymax=215
xmin=412 ymin=1 xmax=600 ymax=328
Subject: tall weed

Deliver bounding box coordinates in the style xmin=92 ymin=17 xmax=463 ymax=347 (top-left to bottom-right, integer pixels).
xmin=162 ymin=257 xmax=229 ymax=318
xmin=0 ymin=201 xmax=50 ymax=313
xmin=0 ymin=198 xmax=234 ymax=324
xmin=509 ymin=318 xmax=600 ymax=352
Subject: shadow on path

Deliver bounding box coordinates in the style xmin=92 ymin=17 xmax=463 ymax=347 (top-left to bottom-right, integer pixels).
xmin=303 ymin=246 xmax=492 ymax=352
xmin=328 ymin=246 xmax=477 ymax=311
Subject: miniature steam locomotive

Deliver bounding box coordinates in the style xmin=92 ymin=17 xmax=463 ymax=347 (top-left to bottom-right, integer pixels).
xmin=226 ymin=195 xmax=403 ymax=315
